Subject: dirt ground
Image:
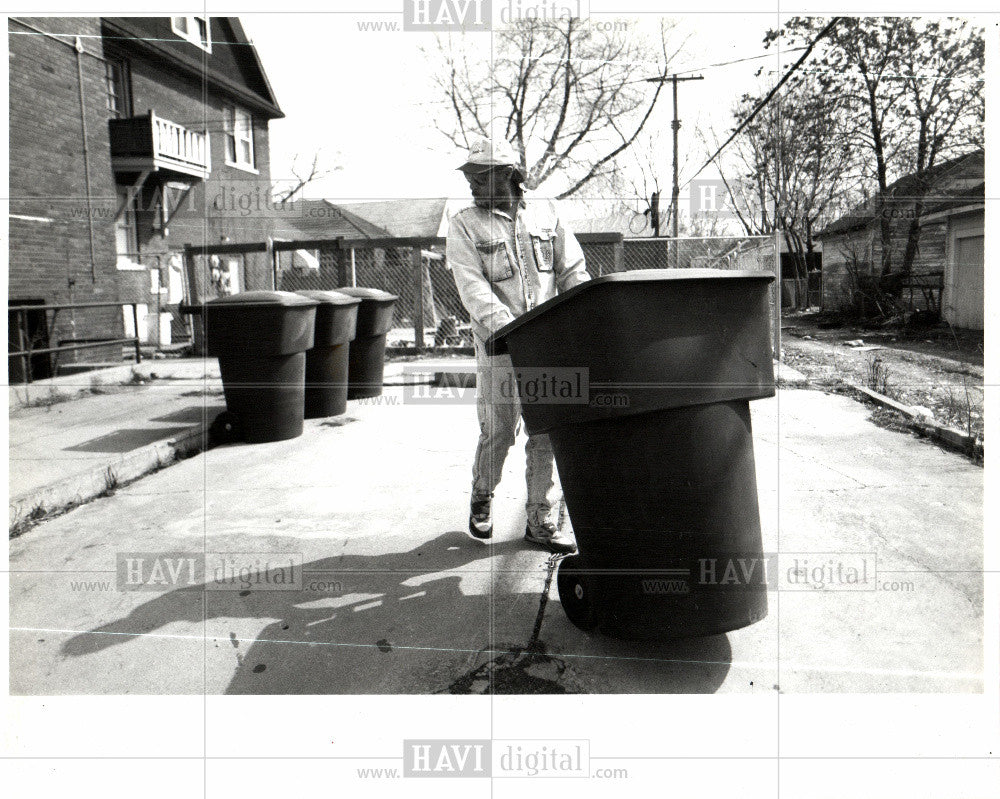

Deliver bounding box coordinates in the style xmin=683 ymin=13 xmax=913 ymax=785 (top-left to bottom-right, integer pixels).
xmin=780 ymin=310 xmax=985 ymax=441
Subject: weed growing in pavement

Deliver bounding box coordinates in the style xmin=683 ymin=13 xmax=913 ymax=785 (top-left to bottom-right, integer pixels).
xmin=21 ymin=387 xmax=73 ymax=409
xmin=9 ymin=501 xmax=49 ymax=539
xmin=942 ymin=383 xmax=977 ymax=437
xmin=101 ymin=467 xmax=119 ymax=496
xmin=865 ymin=354 xmax=892 ymax=396
xmin=88 ymin=375 xmax=108 ymax=395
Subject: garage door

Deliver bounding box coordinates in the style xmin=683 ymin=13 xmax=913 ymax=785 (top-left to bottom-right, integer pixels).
xmin=947 ymin=234 xmax=984 ymax=330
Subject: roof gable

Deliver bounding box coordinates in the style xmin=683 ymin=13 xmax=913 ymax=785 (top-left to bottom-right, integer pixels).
xmin=101 ymin=17 xmax=283 ymax=118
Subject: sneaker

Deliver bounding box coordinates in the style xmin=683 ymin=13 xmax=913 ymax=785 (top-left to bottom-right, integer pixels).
xmin=524 ymin=522 xmax=576 ymax=554
xmin=468 ymin=494 xmax=493 ymax=540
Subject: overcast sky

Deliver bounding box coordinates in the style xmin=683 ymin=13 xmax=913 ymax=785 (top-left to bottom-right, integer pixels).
xmin=242 ymin=12 xmax=781 ymax=210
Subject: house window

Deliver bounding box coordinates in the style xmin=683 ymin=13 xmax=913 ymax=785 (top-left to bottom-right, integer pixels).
xmin=104 ymin=58 xmax=131 ymax=118
xmin=171 ymin=16 xmax=211 ymax=52
xmin=223 ymin=104 xmax=255 ymax=170
xmin=115 ymin=188 xmax=141 ymax=270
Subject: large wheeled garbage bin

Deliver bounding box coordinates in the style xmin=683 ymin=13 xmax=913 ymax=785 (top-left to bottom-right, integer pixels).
xmin=487 ymin=269 xmax=775 ymax=640
xmin=205 ymin=291 xmax=318 ymax=444
xmin=296 ymin=290 xmax=362 ymax=418
xmin=334 ymin=287 xmax=398 ymax=400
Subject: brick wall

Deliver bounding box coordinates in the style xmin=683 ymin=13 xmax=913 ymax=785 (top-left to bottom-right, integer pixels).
xmin=8 ymin=17 xmax=123 ymax=365
xmin=9 ymin=16 xmax=280 ymax=369
xmin=123 ymin=44 xmax=276 ymax=254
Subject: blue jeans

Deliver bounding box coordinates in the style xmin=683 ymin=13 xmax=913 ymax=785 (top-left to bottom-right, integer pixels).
xmin=471 ymin=337 xmax=560 ymax=529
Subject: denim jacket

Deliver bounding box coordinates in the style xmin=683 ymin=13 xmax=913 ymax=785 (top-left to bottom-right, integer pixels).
xmin=446 ymin=197 xmax=590 ymax=343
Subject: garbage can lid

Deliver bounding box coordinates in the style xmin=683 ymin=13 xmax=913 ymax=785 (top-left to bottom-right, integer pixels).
xmin=335 ymin=286 xmax=398 ymax=303
xmin=487 ymin=268 xmax=773 ymax=353
xmin=295 ymin=289 xmax=362 ymax=306
xmin=206 ymin=290 xmax=318 ymax=307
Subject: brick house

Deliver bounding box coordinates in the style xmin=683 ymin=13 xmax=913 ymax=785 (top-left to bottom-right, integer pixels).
xmin=815 ymin=151 xmax=983 ymax=323
xmin=8 ymin=16 xmax=283 ymax=377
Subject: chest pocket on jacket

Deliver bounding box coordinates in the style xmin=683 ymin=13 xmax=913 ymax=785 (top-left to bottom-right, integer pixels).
xmin=530 ymin=228 xmax=556 ymax=272
xmin=476 ymin=238 xmax=515 ymax=282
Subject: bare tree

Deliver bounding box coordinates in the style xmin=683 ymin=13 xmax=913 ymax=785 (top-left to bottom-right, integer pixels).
xmin=893 ymin=19 xmax=984 ymax=274
xmin=272 ymin=151 xmax=341 ymax=204
xmin=607 ymin=131 xmax=667 ymax=235
xmin=770 ymin=17 xmax=984 ymax=278
xmin=709 ymin=73 xmax=858 ymax=307
xmin=429 ymin=18 xmax=687 ymax=198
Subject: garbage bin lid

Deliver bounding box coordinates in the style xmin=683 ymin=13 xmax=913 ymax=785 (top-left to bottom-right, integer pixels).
xmin=295 ymin=289 xmax=362 ymax=306
xmin=487 ymin=268 xmax=773 ymax=351
xmin=335 ymin=287 xmax=398 ymax=303
xmin=206 ymin=290 xmax=318 ymax=307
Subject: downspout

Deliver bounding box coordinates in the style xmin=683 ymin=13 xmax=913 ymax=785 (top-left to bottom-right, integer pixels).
xmin=74 ymin=36 xmax=99 ymax=282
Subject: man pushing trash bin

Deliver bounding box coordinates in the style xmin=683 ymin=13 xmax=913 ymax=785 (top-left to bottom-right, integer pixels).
xmin=447 ymin=136 xmax=590 ymax=553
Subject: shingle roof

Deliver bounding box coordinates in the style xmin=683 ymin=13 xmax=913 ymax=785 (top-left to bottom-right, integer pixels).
xmin=335 ymin=198 xmax=449 ymax=238
xmin=271 ymin=199 xmax=390 ymax=241
xmin=920 ymin=182 xmax=985 ymax=217
xmin=816 ymin=150 xmax=984 ymax=238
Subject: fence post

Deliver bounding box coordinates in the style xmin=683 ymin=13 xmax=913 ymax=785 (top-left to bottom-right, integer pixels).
xmin=412 ymin=245 xmax=424 ymax=351
xmin=16 ymin=308 xmax=31 ymax=383
xmin=773 ymin=230 xmax=781 ymax=359
xmin=266 ymin=236 xmax=277 ymax=290
xmin=612 ymin=236 xmax=623 ymax=276
xmin=131 ymin=303 xmax=142 ymax=364
xmin=182 ymin=245 xmax=205 ymax=355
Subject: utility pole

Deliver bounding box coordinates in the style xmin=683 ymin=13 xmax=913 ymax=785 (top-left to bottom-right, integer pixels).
xmin=646 ymin=74 xmax=703 ymax=264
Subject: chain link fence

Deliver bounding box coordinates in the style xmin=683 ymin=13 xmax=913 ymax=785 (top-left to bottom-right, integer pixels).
xmin=183 ymin=232 xmax=777 ymax=354
xmin=273 ymin=241 xmax=471 ymax=347
xmin=580 ymin=234 xmax=778 ymax=351
xmin=184 ymin=239 xmax=472 ymax=351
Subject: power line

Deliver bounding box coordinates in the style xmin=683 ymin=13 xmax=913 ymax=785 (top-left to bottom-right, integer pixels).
xmin=684 ymin=17 xmax=844 ymax=188
xmin=405 ymin=47 xmax=810 ymax=112
xmin=670 ymin=47 xmax=807 ymax=77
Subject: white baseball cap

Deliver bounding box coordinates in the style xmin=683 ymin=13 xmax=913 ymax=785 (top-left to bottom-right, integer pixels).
xmin=458 ymin=136 xmax=526 ymax=181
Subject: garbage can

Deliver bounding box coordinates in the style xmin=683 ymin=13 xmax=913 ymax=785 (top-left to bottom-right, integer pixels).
xmin=487 ymin=269 xmax=775 ymax=640
xmin=296 ymin=290 xmax=362 ymax=418
xmin=335 ymin=287 xmax=398 ymax=400
xmin=205 ymin=291 xmax=318 ymax=443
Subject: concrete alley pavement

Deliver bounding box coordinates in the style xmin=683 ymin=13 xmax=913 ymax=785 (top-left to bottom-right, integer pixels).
xmin=8 ymin=383 xmax=984 ymax=694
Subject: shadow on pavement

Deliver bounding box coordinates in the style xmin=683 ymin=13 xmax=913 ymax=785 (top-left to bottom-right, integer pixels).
xmin=149 ymin=404 xmax=226 ymax=424
xmin=63 ymin=427 xmax=193 ymax=452
xmin=60 ymin=531 xmax=733 ymax=694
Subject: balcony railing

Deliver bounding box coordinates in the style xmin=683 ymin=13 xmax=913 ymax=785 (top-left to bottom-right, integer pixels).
xmin=109 ymin=112 xmax=211 ymax=180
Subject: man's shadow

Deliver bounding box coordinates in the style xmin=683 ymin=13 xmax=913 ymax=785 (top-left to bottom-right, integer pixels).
xmin=60 ymin=531 xmax=732 ymax=694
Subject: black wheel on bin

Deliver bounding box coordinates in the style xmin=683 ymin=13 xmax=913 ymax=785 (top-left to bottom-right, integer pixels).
xmin=557 ymin=555 xmax=601 ymax=632
xmin=210 ymin=411 xmax=243 ymax=444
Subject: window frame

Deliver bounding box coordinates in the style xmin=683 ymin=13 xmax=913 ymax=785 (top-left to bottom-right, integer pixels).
xmin=171 ymin=16 xmax=212 ymax=53
xmin=114 ymin=187 xmax=143 ymax=271
xmin=223 ymin=103 xmax=257 ymax=173
xmin=104 ymin=56 xmax=132 ymax=119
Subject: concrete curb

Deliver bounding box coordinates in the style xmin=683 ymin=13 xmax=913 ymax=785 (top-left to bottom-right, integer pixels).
xmin=9 ymin=422 xmax=210 ymax=532
xmin=848 ymin=382 xmax=982 ymax=460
